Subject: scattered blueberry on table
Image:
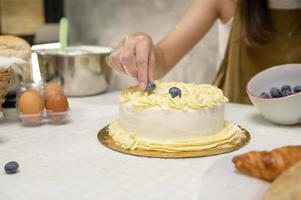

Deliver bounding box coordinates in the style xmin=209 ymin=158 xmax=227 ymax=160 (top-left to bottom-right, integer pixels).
xmin=169 ymin=87 xmax=182 ymax=98
xmin=146 ymin=82 xmax=156 ymax=91
xmin=4 ymin=161 xmax=19 ymax=174
xmin=259 ymin=85 xmax=301 ymax=98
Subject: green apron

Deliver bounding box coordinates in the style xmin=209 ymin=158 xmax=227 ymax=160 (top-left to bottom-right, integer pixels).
xmin=213 ymin=8 xmax=301 ymax=104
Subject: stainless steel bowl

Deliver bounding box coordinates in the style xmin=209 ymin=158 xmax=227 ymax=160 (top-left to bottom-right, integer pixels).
xmin=35 ymin=45 xmax=113 ymax=96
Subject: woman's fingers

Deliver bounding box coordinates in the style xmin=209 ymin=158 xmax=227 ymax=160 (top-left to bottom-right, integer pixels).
xmin=136 ymin=38 xmax=151 ymax=89
xmin=108 ymin=48 xmax=126 ymax=74
xmin=148 ymin=47 xmax=155 ymax=83
xmin=120 ymin=36 xmax=138 ymax=79
xmin=108 ymin=32 xmax=156 ymax=89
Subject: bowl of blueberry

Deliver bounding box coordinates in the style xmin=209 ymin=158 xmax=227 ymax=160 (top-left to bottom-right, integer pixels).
xmin=247 ymin=64 xmax=301 ymax=125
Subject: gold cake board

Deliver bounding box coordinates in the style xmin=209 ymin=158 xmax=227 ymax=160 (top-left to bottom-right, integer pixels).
xmin=97 ymin=125 xmax=250 ymax=158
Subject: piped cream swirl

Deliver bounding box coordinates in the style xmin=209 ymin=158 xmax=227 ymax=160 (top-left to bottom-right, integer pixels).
xmin=120 ymin=81 xmax=228 ymax=110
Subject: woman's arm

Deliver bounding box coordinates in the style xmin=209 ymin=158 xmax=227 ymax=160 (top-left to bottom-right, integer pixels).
xmin=108 ymin=0 xmax=231 ymax=89
xmin=155 ymin=0 xmax=220 ymax=79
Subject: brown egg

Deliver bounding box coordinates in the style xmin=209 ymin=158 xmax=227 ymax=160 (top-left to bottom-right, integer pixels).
xmin=45 ymin=93 xmax=69 ymax=112
xmin=44 ymin=83 xmax=64 ymax=99
xmin=18 ymin=90 xmax=44 ymax=114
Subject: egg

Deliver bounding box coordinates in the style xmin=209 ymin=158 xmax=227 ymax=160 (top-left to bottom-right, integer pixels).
xmin=45 ymin=93 xmax=69 ymax=112
xmin=44 ymin=83 xmax=64 ymax=99
xmin=18 ymin=90 xmax=44 ymax=114
xmin=45 ymin=93 xmax=69 ymax=124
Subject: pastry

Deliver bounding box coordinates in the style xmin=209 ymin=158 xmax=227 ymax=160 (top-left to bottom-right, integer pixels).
xmin=232 ymin=145 xmax=301 ymax=181
xmin=0 ymin=35 xmax=31 ymax=80
xmin=0 ymin=35 xmax=31 ymax=60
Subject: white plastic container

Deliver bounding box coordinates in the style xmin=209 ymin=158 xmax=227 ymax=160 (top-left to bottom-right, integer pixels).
xmin=17 ymin=82 xmax=70 ymax=126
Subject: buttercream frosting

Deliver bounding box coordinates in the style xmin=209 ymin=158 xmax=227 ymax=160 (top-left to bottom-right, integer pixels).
xmin=109 ymin=120 xmax=242 ymax=152
xmin=109 ymin=81 xmax=236 ymax=152
xmin=120 ymin=81 xmax=228 ymax=111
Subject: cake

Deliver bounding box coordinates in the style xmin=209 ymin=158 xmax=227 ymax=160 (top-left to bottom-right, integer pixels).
xmin=109 ymin=81 xmax=243 ymax=152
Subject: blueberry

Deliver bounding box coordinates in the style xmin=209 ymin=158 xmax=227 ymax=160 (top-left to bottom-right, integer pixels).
xmin=146 ymin=82 xmax=156 ymax=91
xmin=4 ymin=161 xmax=19 ymax=174
xmin=169 ymin=87 xmax=182 ymax=98
xmin=282 ymin=90 xmax=293 ymax=97
xmin=281 ymin=85 xmax=292 ymax=92
xmin=259 ymin=92 xmax=270 ymax=98
xmin=293 ymin=85 xmax=301 ymax=93
xmin=270 ymin=87 xmax=282 ymax=98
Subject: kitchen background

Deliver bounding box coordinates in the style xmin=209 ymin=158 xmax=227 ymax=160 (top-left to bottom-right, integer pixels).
xmin=1 ymin=0 xmax=219 ymax=91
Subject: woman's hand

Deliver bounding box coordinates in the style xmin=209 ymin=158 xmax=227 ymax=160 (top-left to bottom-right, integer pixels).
xmin=108 ymin=0 xmax=228 ymax=90
xmin=108 ymin=32 xmax=156 ymax=90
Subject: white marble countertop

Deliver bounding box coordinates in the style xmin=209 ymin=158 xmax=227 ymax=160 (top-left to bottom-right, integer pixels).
xmin=0 ymin=91 xmax=300 ymax=200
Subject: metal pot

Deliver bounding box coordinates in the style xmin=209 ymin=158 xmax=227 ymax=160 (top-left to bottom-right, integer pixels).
xmin=35 ymin=45 xmax=113 ymax=96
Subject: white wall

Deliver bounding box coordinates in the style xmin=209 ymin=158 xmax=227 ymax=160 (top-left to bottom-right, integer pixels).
xmin=65 ymin=0 xmax=218 ymax=91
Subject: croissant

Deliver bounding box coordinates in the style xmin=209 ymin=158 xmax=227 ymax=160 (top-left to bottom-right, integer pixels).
xmin=232 ymin=145 xmax=301 ymax=182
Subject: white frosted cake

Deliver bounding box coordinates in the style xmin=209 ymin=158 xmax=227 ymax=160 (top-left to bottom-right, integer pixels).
xmin=109 ymin=82 xmax=243 ymax=152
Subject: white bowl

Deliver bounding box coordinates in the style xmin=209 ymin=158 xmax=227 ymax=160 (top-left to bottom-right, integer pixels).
xmin=247 ymin=64 xmax=301 ymax=125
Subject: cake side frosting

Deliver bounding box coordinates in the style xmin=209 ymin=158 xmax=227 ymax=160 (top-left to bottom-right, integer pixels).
xmin=109 ymin=120 xmax=242 ymax=152
xmin=120 ymin=81 xmax=228 ymax=111
xmin=119 ymin=103 xmax=225 ymax=140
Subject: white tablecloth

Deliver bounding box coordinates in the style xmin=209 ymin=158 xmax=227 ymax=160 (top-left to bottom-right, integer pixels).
xmin=0 ymin=91 xmax=300 ymax=200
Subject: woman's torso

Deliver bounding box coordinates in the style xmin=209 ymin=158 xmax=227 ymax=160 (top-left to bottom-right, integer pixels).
xmin=217 ymin=0 xmax=301 ymax=68
xmin=214 ymin=0 xmax=301 ymax=104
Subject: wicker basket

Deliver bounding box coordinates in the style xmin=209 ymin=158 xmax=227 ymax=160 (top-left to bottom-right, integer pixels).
xmin=0 ymin=67 xmax=13 ymax=111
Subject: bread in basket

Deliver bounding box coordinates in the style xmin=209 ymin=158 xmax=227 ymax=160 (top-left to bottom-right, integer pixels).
xmin=0 ymin=35 xmax=31 ymax=119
